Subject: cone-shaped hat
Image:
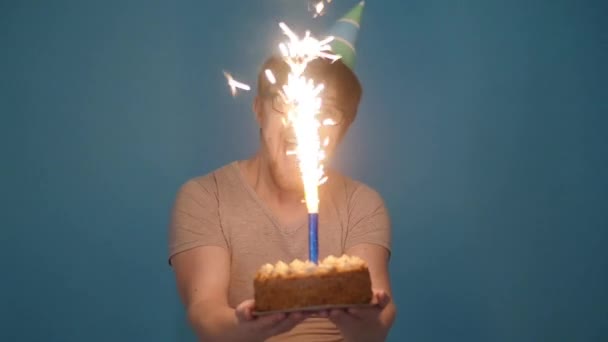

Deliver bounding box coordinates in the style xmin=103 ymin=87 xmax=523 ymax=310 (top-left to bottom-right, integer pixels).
xmin=327 ymin=1 xmax=365 ymax=70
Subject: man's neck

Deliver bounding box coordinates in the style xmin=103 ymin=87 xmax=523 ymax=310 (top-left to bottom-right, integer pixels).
xmin=239 ymin=154 xmax=303 ymax=209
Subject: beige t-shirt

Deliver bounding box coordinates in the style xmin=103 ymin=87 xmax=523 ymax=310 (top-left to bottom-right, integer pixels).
xmin=168 ymin=161 xmax=391 ymax=342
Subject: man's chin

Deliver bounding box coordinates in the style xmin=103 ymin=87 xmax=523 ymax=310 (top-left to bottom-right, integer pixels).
xmin=272 ymin=173 xmax=303 ymax=193
xmin=269 ymin=161 xmax=303 ymax=191
xmin=276 ymin=178 xmax=303 ymax=193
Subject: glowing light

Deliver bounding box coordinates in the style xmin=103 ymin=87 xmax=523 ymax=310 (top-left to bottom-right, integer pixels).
xmin=223 ymin=71 xmax=250 ymax=96
xmin=309 ymin=0 xmax=333 ymax=18
xmin=279 ymin=43 xmax=289 ymax=57
xmin=314 ymin=2 xmax=324 ymax=17
xmin=322 ymin=118 xmax=337 ymax=126
xmin=273 ymin=22 xmax=338 ymax=213
xmin=265 ymin=69 xmax=276 ymax=84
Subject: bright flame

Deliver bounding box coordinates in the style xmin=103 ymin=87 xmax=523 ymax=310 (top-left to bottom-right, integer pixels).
xmin=309 ymin=0 xmax=333 ymax=18
xmin=272 ymin=22 xmax=338 ymax=213
xmin=223 ymin=71 xmax=250 ymax=96
xmin=314 ymin=2 xmax=324 ymax=17
xmin=265 ymin=69 xmax=276 ymax=84
xmin=322 ymin=118 xmax=337 ymax=126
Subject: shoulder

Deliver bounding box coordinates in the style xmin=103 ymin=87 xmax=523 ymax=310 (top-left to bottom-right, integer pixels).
xmin=324 ymin=169 xmax=387 ymax=208
xmin=175 ymin=161 xmax=239 ymax=198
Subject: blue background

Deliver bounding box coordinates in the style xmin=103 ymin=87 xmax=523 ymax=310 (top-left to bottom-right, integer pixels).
xmin=2 ymin=0 xmax=607 ymax=341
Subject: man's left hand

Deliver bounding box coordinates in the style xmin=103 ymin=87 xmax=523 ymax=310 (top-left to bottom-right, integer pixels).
xmin=318 ymin=289 xmax=393 ymax=342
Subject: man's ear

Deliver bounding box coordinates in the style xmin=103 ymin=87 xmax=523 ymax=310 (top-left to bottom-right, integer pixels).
xmin=253 ymin=96 xmax=263 ymax=124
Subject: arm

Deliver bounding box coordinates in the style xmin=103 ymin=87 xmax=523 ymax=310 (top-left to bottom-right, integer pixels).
xmin=325 ymin=244 xmax=397 ymax=342
xmin=169 ymin=179 xmax=245 ymax=341
xmin=346 ymin=243 xmax=397 ymax=337
xmin=327 ymin=182 xmax=396 ymax=341
xmin=171 ymin=246 xmax=241 ymax=341
xmin=169 ymin=180 xmax=305 ymax=342
xmin=172 ymin=246 xmax=300 ymax=342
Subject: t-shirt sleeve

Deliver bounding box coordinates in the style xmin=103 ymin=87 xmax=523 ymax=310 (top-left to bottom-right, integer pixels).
xmin=167 ymin=177 xmax=228 ymax=265
xmin=345 ymin=183 xmax=392 ymax=255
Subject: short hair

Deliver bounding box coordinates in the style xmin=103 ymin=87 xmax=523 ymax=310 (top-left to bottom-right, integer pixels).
xmin=256 ymin=55 xmax=363 ymax=127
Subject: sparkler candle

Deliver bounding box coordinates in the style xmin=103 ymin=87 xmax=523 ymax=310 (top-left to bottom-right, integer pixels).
xmin=272 ymin=23 xmax=338 ymax=263
xmin=269 ymin=2 xmax=364 ymax=263
xmin=252 ymin=5 xmax=369 ymax=314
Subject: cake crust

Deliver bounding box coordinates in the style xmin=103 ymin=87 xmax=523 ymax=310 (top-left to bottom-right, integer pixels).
xmin=254 ymin=255 xmax=373 ymax=312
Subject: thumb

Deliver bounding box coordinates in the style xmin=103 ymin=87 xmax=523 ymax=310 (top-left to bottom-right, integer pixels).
xmin=375 ymin=290 xmax=391 ymax=309
xmin=236 ymin=299 xmax=256 ymax=321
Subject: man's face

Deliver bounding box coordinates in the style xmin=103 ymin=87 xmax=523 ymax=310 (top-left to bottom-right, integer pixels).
xmin=256 ymin=85 xmax=347 ymax=193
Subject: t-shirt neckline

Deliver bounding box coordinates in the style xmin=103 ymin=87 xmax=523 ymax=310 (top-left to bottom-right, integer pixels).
xmin=230 ymin=161 xmax=307 ymax=235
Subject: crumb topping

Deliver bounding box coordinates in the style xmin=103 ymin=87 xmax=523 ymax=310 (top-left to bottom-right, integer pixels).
xmin=256 ymin=254 xmax=367 ymax=279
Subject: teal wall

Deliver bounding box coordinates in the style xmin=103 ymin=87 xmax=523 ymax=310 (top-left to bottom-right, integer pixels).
xmin=2 ymin=1 xmax=606 ymax=341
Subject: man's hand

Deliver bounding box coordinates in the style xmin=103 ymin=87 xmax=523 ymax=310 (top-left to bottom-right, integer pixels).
xmin=233 ymin=299 xmax=307 ymax=342
xmin=321 ymin=289 xmax=393 ymax=342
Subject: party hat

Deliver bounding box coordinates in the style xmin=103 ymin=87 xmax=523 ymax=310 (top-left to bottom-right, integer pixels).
xmin=327 ymin=1 xmax=365 ymax=70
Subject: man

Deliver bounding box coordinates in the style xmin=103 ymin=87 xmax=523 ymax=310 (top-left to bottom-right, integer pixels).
xmin=168 ymin=3 xmax=396 ymax=341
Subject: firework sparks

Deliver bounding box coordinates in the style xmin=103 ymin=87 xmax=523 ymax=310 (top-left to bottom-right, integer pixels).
xmin=272 ymin=22 xmax=338 ymax=214
xmin=309 ymin=0 xmax=333 ymax=18
xmin=223 ymin=71 xmax=250 ymax=97
xmin=264 ymin=69 xmax=276 ymax=84
xmin=272 ymin=22 xmax=340 ymax=262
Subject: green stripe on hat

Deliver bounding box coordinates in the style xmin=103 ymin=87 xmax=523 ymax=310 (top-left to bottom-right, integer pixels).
xmin=331 ymin=38 xmax=356 ymax=60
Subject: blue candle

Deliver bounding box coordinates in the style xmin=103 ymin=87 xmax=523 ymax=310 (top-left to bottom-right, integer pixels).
xmin=308 ymin=213 xmax=319 ymax=263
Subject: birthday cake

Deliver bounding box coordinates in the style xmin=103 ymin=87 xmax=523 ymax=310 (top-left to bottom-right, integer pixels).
xmin=253 ymin=254 xmax=373 ymax=312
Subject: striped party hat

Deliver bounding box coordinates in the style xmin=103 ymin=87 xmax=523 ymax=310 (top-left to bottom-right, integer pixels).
xmin=327 ymin=1 xmax=365 ymax=70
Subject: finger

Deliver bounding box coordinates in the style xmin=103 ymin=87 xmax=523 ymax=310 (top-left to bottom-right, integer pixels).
xmin=328 ymin=308 xmax=353 ymax=323
xmin=254 ymin=313 xmax=286 ymax=329
xmin=347 ymin=307 xmax=363 ymax=319
xmin=348 ymin=306 xmax=377 ymax=319
xmin=328 ymin=309 xmax=345 ymax=325
xmin=287 ymin=312 xmax=306 ymax=321
xmin=299 ymin=310 xmax=314 ymax=318
xmin=372 ymin=290 xmax=391 ymax=308
xmin=349 ymin=305 xmax=383 ymax=321
xmin=235 ymin=299 xmax=256 ymax=321
xmin=267 ymin=314 xmax=303 ymax=336
xmin=377 ymin=291 xmax=391 ymax=308
xmin=314 ymin=310 xmax=329 ymax=318
xmin=328 ymin=309 xmax=339 ymax=318
xmin=370 ymin=290 xmax=383 ymax=304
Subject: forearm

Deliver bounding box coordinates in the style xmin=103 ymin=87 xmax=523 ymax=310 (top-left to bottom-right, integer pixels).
xmin=187 ymin=301 xmax=246 ymax=342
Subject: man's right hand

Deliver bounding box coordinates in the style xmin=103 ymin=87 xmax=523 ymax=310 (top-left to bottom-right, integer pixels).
xmin=233 ymin=299 xmax=307 ymax=341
